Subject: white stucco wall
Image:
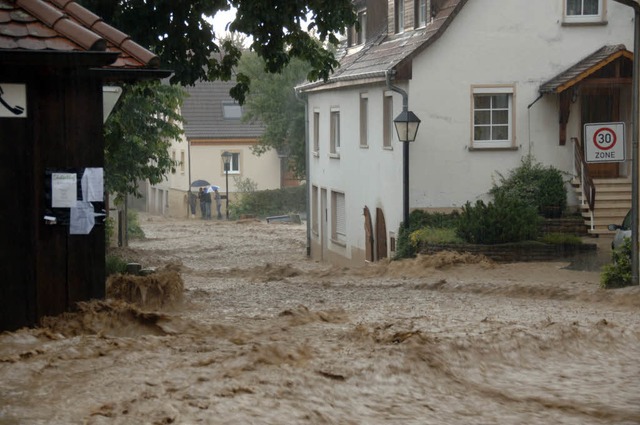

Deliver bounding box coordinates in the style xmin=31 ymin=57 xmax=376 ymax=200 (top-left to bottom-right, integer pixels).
xmin=306 ymin=0 xmax=635 ymax=264
xmin=409 ymin=0 xmax=634 ymax=208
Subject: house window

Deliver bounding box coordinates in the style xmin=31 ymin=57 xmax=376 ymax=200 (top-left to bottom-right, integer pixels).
xmin=348 ymin=9 xmax=367 ymax=46
xmin=415 ymin=0 xmax=428 ymax=28
xmin=311 ymin=185 xmax=319 ymax=234
xmin=395 ymin=0 xmax=405 ymax=33
xmin=171 ymin=150 xmax=176 ymax=174
xmin=330 ymin=109 xmax=340 ymax=155
xmin=331 ymin=191 xmax=346 ymax=243
xmin=472 ymin=86 xmax=514 ymax=149
xmin=313 ymin=110 xmax=320 ymax=153
xmin=180 ymin=150 xmax=185 ymax=173
xmin=223 ymin=102 xmax=243 ymax=119
xmin=360 ymin=93 xmax=368 ymax=147
xmin=223 ymin=152 xmax=241 ymax=174
xmin=564 ymin=0 xmax=604 ymax=24
xmin=383 ymin=93 xmax=394 ymax=148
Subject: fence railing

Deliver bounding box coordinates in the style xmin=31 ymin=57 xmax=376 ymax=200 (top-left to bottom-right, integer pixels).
xmin=572 ymin=137 xmax=596 ymax=230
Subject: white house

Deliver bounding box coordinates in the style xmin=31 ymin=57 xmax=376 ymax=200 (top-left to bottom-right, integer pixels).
xmin=300 ymin=0 xmax=635 ymax=265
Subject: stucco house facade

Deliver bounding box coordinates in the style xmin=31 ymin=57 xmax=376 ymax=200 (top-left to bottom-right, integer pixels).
xmin=300 ymin=0 xmax=635 ymax=265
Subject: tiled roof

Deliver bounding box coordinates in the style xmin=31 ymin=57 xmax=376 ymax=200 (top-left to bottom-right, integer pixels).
xmin=540 ymin=45 xmax=632 ymax=94
xmin=0 ymin=0 xmax=159 ymax=69
xmin=300 ymin=0 xmax=467 ymax=91
xmin=181 ymin=80 xmax=265 ymax=140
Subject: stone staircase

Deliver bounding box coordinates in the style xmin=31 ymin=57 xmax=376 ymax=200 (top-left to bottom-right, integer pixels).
xmin=573 ymin=177 xmax=631 ymax=235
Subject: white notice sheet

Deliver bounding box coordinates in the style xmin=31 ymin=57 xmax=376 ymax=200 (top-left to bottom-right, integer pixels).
xmin=51 ymin=173 xmax=77 ymax=208
xmin=81 ymin=167 xmax=104 ymax=202
xmin=69 ymin=201 xmax=95 ymax=235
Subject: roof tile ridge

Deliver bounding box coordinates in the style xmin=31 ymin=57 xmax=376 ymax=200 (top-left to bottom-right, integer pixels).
xmin=51 ymin=0 xmax=159 ymax=67
xmin=16 ymin=0 xmax=105 ymax=50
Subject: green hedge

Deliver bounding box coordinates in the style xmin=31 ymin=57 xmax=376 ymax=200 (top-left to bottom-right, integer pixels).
xmin=230 ymin=184 xmax=306 ymax=219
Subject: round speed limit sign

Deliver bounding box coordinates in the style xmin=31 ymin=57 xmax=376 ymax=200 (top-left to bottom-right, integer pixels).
xmin=584 ymin=122 xmax=625 ymax=163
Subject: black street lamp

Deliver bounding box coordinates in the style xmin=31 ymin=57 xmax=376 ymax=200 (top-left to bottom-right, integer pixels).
xmin=393 ymin=108 xmax=421 ymax=227
xmin=221 ymin=151 xmax=232 ymax=220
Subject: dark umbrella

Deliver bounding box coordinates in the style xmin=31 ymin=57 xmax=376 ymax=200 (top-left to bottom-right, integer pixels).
xmin=191 ymin=179 xmax=210 ymax=187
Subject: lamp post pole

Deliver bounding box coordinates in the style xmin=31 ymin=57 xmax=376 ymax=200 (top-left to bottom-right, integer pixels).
xmin=387 ymin=72 xmax=421 ymax=229
xmin=221 ymin=151 xmax=232 ymax=220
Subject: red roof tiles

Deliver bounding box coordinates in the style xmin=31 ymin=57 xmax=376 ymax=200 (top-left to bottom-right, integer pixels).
xmin=0 ymin=0 xmax=160 ymax=69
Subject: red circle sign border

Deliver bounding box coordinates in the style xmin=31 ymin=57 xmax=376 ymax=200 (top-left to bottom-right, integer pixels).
xmin=592 ymin=127 xmax=617 ymax=151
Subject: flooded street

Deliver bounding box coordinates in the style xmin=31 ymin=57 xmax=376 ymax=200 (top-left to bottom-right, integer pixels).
xmin=1 ymin=214 xmax=640 ymax=424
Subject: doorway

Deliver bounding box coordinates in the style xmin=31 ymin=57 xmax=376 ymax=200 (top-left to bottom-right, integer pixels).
xmin=364 ymin=206 xmax=374 ymax=262
xmin=582 ymin=90 xmax=620 ymax=178
xmin=375 ymin=208 xmax=387 ymax=260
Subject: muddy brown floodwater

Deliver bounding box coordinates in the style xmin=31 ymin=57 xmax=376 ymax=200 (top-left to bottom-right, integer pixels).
xmin=1 ymin=214 xmax=640 ymax=425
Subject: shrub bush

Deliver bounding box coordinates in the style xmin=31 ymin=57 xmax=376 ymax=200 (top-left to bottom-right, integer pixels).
xmin=127 ymin=209 xmax=145 ymax=239
xmin=490 ymin=155 xmax=567 ymax=218
xmin=395 ymin=210 xmax=460 ymax=259
xmin=601 ymin=238 xmax=632 ymax=288
xmin=105 ymin=251 xmax=129 ymax=276
xmin=456 ymin=193 xmax=541 ymax=244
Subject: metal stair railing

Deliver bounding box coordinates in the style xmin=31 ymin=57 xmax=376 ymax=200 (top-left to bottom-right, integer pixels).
xmin=572 ymin=137 xmax=596 ymax=231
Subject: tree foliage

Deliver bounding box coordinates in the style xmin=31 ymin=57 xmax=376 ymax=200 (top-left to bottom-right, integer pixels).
xmin=238 ymin=51 xmax=311 ymax=178
xmin=104 ymin=82 xmax=187 ymax=201
xmin=78 ymin=0 xmax=357 ymax=102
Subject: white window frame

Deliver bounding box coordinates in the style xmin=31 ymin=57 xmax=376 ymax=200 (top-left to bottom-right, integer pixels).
xmin=564 ymin=0 xmax=605 ymax=24
xmin=313 ymin=110 xmax=320 ymax=154
xmin=416 ymin=0 xmax=428 ymax=28
xmin=383 ymin=92 xmax=394 ymax=148
xmin=360 ymin=93 xmax=369 ymax=148
xmin=471 ymin=86 xmax=515 ymax=149
xmin=222 ymin=151 xmax=241 ymax=174
xmin=331 ymin=191 xmax=346 ymax=244
xmin=180 ymin=150 xmax=185 ymax=173
xmin=349 ymin=9 xmax=367 ymax=46
xmin=330 ymin=108 xmax=340 ymax=156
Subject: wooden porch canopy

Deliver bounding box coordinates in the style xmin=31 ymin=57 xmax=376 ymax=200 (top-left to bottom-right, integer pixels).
xmin=540 ymin=44 xmax=633 ymax=145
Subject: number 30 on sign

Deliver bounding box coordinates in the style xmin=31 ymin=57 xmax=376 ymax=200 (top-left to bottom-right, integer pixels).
xmin=584 ymin=122 xmax=625 ymax=163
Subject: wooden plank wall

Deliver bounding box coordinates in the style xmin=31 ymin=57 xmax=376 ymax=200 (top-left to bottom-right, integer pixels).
xmin=0 ymin=67 xmax=105 ymax=331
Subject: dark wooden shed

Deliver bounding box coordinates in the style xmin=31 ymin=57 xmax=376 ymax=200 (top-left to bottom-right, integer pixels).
xmin=0 ymin=0 xmax=169 ymax=331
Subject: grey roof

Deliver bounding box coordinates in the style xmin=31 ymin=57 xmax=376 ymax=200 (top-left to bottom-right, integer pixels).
xmin=299 ymin=0 xmax=467 ymax=91
xmin=181 ymin=80 xmax=264 ymax=140
xmin=540 ymin=45 xmax=631 ymax=94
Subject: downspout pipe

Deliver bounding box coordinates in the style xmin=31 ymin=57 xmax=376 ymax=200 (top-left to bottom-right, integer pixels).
xmin=527 ymin=93 xmax=544 ymax=156
xmin=385 ymin=70 xmax=411 ymax=228
xmin=295 ymin=87 xmax=311 ymax=257
xmin=613 ymin=0 xmax=640 ymax=285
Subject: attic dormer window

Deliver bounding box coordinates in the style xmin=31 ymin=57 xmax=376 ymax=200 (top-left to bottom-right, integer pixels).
xmin=348 ymin=9 xmax=367 ymax=46
xmin=564 ymin=0 xmax=605 ymax=24
xmin=394 ymin=0 xmax=405 ymax=34
xmin=415 ymin=0 xmax=428 ymax=28
xmin=223 ymin=102 xmax=242 ymax=119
